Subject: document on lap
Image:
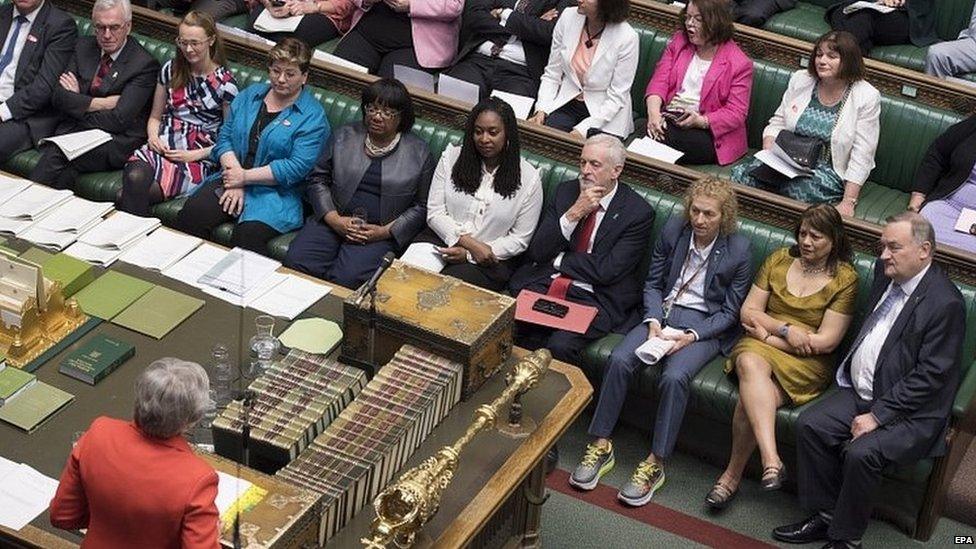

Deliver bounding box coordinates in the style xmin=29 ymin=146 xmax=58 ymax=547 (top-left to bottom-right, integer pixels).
xmin=754 ymin=148 xmax=807 ymax=179
xmin=398 ymin=242 xmax=447 ymax=273
xmin=634 ymin=326 xmax=685 ymax=365
xmin=38 ymin=129 xmax=112 ymax=161
xmin=514 ymin=290 xmax=597 ymax=334
xmin=627 ymin=137 xmax=685 ymax=165
xmin=842 ymin=1 xmax=897 ymax=15
xmin=253 ymin=10 xmax=303 ymax=32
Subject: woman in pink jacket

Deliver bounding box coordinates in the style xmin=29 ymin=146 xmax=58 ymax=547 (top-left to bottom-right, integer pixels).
xmin=332 ymin=0 xmax=462 ymax=77
xmin=644 ymin=0 xmax=753 ymax=166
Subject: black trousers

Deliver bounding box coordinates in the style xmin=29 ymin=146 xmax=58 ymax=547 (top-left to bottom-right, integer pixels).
xmin=662 ymin=124 xmax=718 ymax=166
xmin=513 ymin=284 xmax=611 ymax=367
xmin=332 ymin=28 xmax=425 ymax=78
xmin=796 ymin=388 xmax=933 ymax=541
xmin=29 ymin=139 xmax=132 ymax=191
xmin=0 ymin=119 xmax=32 ymax=161
xmin=155 ymin=0 xmax=246 ymax=20
xmin=828 ymin=3 xmax=910 ymax=54
xmin=443 ymin=53 xmax=538 ymax=101
xmin=732 ymin=0 xmax=791 ymax=27
xmin=246 ymin=7 xmax=341 ymax=49
xmin=411 ymin=228 xmax=515 ymax=292
xmin=175 ymin=180 xmax=281 ymax=254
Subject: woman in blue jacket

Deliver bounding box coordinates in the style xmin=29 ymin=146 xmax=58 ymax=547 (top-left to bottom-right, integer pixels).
xmin=176 ymin=38 xmax=330 ymax=254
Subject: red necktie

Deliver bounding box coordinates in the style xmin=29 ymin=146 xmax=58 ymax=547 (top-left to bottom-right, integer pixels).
xmin=89 ymin=54 xmax=113 ymax=95
xmin=547 ymin=205 xmax=603 ymax=299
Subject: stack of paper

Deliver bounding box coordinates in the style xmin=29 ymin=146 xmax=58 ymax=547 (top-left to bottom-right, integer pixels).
xmin=39 ymin=129 xmax=112 ymax=161
xmin=65 ymin=212 xmax=161 ymax=266
xmin=119 ymin=228 xmax=202 ymax=271
xmin=214 ymin=471 xmax=268 ymax=531
xmin=20 ymin=197 xmax=114 ymax=251
xmin=161 ymin=243 xmax=229 ymax=289
xmin=0 ymin=459 xmax=60 ymax=531
xmin=198 ymin=247 xmax=281 ymax=297
xmin=627 ymin=137 xmax=685 ymax=164
xmin=0 ymin=185 xmax=73 ymax=236
xmin=248 ymin=274 xmax=332 ymax=319
xmin=0 ymin=177 xmax=32 ymax=207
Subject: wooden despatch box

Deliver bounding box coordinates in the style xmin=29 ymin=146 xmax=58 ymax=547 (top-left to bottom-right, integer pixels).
xmin=341 ymin=260 xmax=515 ymax=398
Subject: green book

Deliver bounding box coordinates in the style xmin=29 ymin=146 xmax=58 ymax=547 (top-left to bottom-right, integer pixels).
xmin=0 ymin=381 xmax=74 ymax=433
xmin=42 ymin=253 xmax=96 ymax=297
xmin=0 ymin=365 xmax=36 ymax=406
xmin=19 ymin=247 xmax=54 ymax=266
xmin=74 ymin=271 xmax=154 ymax=320
xmin=112 ymin=285 xmax=205 ymax=339
xmin=59 ymin=334 xmax=135 ymax=385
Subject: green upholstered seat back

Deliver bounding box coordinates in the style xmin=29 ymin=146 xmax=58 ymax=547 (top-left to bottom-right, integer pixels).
xmin=632 ymin=26 xmax=672 ymax=120
xmin=874 ymin=99 xmax=962 ymax=192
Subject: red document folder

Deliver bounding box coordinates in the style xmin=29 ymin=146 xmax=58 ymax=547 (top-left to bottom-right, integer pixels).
xmin=515 ymin=290 xmax=598 ymax=334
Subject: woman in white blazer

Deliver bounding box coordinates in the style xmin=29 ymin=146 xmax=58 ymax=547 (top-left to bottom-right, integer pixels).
xmin=732 ymin=31 xmax=880 ymax=217
xmin=401 ymin=98 xmax=543 ymax=291
xmin=528 ymin=0 xmax=638 ymax=139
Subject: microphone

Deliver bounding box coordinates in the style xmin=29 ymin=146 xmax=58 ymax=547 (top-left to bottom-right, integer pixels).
xmin=355 ymin=252 xmax=395 ymax=306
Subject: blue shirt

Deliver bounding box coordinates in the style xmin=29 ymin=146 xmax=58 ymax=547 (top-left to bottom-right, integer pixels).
xmin=210 ymin=83 xmax=330 ymax=233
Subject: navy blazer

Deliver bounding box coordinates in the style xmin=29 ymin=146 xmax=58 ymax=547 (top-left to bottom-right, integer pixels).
xmin=641 ymin=217 xmax=753 ymax=355
xmin=837 ymin=260 xmax=966 ymax=458
xmin=509 ymin=179 xmax=655 ymax=332
xmin=0 ymin=1 xmax=77 ymax=140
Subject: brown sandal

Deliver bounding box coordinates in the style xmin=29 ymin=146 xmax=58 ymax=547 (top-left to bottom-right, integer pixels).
xmin=705 ymin=481 xmax=738 ymax=510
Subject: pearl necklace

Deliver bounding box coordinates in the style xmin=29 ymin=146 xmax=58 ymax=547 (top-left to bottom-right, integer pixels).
xmin=365 ymin=132 xmax=401 ymax=158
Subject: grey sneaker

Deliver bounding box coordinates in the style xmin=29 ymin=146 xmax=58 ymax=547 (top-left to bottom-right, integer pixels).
xmin=618 ymin=461 xmax=665 ymax=506
xmin=569 ymin=442 xmax=615 ymax=490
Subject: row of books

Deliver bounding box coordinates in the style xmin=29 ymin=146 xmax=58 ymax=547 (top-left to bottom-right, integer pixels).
xmin=212 ymin=351 xmax=368 ymax=468
xmin=275 ymin=345 xmax=464 ymax=545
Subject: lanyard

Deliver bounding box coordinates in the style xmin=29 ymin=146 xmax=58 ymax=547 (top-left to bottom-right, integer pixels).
xmin=663 ymin=247 xmax=709 ymax=320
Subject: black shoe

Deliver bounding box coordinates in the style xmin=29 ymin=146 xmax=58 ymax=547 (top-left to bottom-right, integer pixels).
xmin=821 ymin=541 xmax=861 ymax=549
xmin=772 ymin=514 xmax=830 ymax=544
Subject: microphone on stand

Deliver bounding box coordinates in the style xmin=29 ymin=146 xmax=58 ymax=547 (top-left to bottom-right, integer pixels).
xmin=355 ymin=252 xmax=396 ymax=306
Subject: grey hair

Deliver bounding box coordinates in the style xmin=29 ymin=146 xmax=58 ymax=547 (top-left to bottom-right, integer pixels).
xmin=886 ymin=211 xmax=937 ymax=250
xmin=133 ymin=358 xmax=210 ymax=439
xmin=584 ymin=134 xmax=626 ymax=168
xmin=92 ymin=0 xmax=132 ymax=21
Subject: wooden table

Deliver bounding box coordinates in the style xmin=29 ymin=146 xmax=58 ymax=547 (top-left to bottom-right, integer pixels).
xmin=0 ymin=236 xmax=592 ymax=548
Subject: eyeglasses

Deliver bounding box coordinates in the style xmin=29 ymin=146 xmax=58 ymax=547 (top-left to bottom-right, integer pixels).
xmin=364 ymin=105 xmax=399 ymax=120
xmin=177 ymin=38 xmax=209 ymax=50
xmin=93 ymin=23 xmax=126 ymax=35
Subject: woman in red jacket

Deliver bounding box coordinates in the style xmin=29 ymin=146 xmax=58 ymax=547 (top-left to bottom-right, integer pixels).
xmin=50 ymin=358 xmax=220 ymax=549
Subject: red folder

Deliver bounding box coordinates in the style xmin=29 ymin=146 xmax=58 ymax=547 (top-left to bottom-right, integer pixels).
xmin=515 ymin=290 xmax=598 ymax=334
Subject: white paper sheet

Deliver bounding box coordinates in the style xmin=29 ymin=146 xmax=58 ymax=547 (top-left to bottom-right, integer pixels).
xmin=0 ymin=215 xmax=39 ymax=236
xmin=252 ymin=9 xmax=303 ymax=32
xmin=161 ymin=243 xmax=229 ymax=289
xmin=63 ymin=240 xmax=127 ymax=266
xmin=35 ymin=197 xmax=113 ymax=233
xmin=202 ymin=271 xmax=287 ymax=307
xmin=39 ymin=129 xmax=112 ymax=161
xmin=312 ymin=50 xmax=369 ymax=73
xmin=119 ymin=228 xmax=202 ymax=271
xmin=491 ymin=90 xmax=535 ymax=120
xmin=842 ymin=1 xmax=896 ymax=14
xmin=754 ymin=148 xmax=804 ymax=179
xmin=394 ymin=65 xmax=435 ymax=92
xmin=198 ymin=247 xmax=281 ymax=297
xmin=0 ymin=463 xmax=59 ymax=531
xmin=438 ymin=74 xmax=480 ymax=105
xmin=398 ymin=242 xmax=447 ymax=273
xmin=627 ymin=137 xmax=685 ymax=164
xmin=634 ymin=327 xmax=685 ymax=365
xmin=0 ymin=185 xmax=73 ymax=219
xmin=78 ymin=212 xmax=161 ymax=250
xmin=0 ymin=455 xmax=17 ymax=480
xmin=955 ymin=208 xmax=976 ymax=234
xmin=215 ymin=471 xmax=254 ymax=518
xmin=248 ymin=274 xmax=333 ymax=319
xmin=0 ymin=178 xmax=32 ymax=207
xmin=20 ymin=225 xmax=84 ymax=250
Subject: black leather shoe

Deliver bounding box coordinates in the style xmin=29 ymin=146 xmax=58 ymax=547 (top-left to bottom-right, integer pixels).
xmin=821 ymin=541 xmax=861 ymax=549
xmin=772 ymin=514 xmax=830 ymax=544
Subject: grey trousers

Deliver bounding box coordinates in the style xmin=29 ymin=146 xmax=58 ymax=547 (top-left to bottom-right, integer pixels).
xmin=925 ymin=37 xmax=976 ymax=78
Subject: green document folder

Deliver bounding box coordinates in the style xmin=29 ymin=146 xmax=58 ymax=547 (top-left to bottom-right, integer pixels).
xmin=75 ymin=271 xmax=155 ymax=320
xmin=0 ymin=366 xmax=36 ymax=405
xmin=42 ymin=253 xmax=96 ymax=297
xmin=112 ymin=286 xmax=204 ymax=339
xmin=19 ymin=247 xmax=54 ymax=266
xmin=278 ymin=317 xmax=343 ymax=355
xmin=0 ymin=381 xmax=74 ymax=433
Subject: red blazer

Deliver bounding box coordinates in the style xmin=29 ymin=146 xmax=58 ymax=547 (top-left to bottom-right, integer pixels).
xmin=49 ymin=417 xmax=220 ymax=549
xmin=645 ymin=32 xmax=753 ymax=166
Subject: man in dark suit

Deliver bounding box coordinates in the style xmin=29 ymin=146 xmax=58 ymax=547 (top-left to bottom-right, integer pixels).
xmin=442 ymin=0 xmax=573 ymax=100
xmin=732 ymin=0 xmax=796 ymax=27
xmin=0 ymin=0 xmax=77 ymax=160
xmin=773 ymin=212 xmax=967 ymax=549
xmin=570 ymin=178 xmax=753 ymax=506
xmin=29 ymin=0 xmax=157 ymax=190
xmin=826 ymin=0 xmax=937 ymax=55
xmin=509 ymin=134 xmax=655 ymax=366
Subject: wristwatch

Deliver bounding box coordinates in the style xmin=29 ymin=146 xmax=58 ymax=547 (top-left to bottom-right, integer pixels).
xmin=777 ymin=323 xmax=791 ymax=339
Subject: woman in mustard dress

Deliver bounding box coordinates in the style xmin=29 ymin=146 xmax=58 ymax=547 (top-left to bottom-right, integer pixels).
xmin=706 ymin=204 xmax=858 ymax=510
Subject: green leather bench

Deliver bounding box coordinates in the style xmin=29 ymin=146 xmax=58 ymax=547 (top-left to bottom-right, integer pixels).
xmin=571 ymin=181 xmax=976 ymax=539
xmin=630 ymin=25 xmax=964 ymax=224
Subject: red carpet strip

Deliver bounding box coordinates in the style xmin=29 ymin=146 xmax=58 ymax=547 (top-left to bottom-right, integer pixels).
xmin=546 ymin=468 xmax=779 ymax=549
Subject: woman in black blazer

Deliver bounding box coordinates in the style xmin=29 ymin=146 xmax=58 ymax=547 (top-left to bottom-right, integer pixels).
xmin=283 ymin=78 xmax=435 ymax=288
xmin=910 ymin=114 xmax=976 ymax=254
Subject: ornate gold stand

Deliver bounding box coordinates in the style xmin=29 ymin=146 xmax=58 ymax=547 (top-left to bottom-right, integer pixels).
xmin=361 ymin=349 xmax=552 ymax=548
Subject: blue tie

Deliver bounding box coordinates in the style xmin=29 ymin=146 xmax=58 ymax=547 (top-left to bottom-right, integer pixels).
xmin=0 ymin=16 xmax=28 ymax=77
xmin=841 ymin=283 xmax=904 ymax=368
